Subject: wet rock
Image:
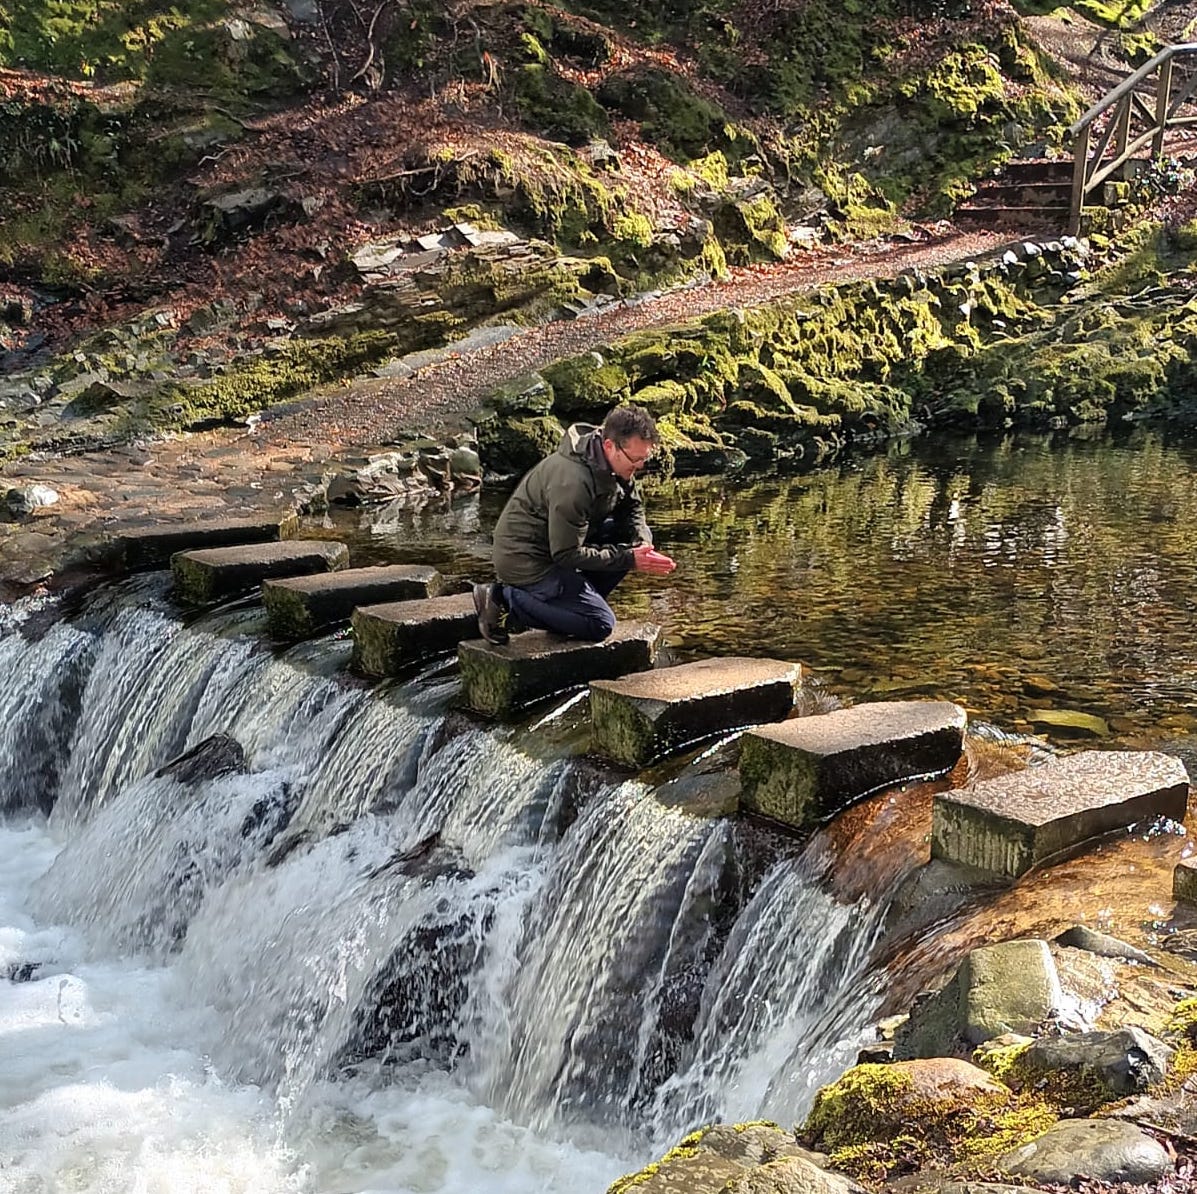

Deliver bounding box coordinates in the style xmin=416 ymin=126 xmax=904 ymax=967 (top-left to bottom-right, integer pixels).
xmin=155 ymin=734 xmax=247 ymax=785
xmin=5 ymin=961 xmax=45 ymax=982
xmin=997 ymin=1118 xmax=1172 ymax=1185
xmin=1021 ymin=1026 xmax=1174 ymax=1098
xmin=1054 ymin=924 xmax=1158 ymax=967
xmin=1027 ymin=707 xmax=1110 ymax=738
xmin=610 ymin=1151 xmax=745 ymax=1194
xmin=895 ymin=939 xmax=1064 ymax=1059
xmin=694 ymin=1124 xmax=815 ymax=1167
xmin=114 ymin=513 xmax=299 ymax=570
xmin=1175 ymin=857 xmax=1197 ymax=904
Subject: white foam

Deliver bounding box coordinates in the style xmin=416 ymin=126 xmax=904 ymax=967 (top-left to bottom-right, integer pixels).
xmin=0 ymin=824 xmax=633 ymax=1194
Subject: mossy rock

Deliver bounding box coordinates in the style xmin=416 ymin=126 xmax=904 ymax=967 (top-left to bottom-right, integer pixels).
xmin=597 ymin=68 xmax=734 ymax=162
xmin=511 ymin=62 xmax=609 ymax=146
xmin=630 ymin=379 xmax=689 ymax=416
xmin=490 ymin=371 xmax=555 ymax=415
xmin=473 ymin=411 xmax=564 ymax=475
xmin=713 ymin=193 xmax=789 ymax=264
xmin=542 ymin=353 xmax=630 ymax=419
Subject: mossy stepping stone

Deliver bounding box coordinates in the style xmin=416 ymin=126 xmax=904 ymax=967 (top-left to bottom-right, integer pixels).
xmin=932 ymin=750 xmax=1190 ymax=879
xmin=738 ymin=700 xmax=967 ymax=830
xmin=171 ymin=539 xmax=348 ymax=603
xmin=116 ymin=513 xmax=298 ymax=570
xmin=590 ymin=656 xmax=800 ymax=766
xmin=351 ymin=592 xmax=477 ymax=676
xmin=262 ymin=564 xmax=444 ymax=640
xmin=459 ymin=622 xmax=662 ymax=716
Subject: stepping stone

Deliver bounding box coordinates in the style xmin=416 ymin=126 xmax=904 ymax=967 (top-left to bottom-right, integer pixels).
xmin=590 ymin=656 xmax=801 ymax=766
xmin=459 ymin=622 xmax=662 ymax=716
xmin=739 ymin=700 xmax=967 ymax=830
xmin=172 ymin=540 xmax=349 ymax=604
xmin=1175 ymin=857 xmax=1197 ymax=904
xmin=262 ymin=564 xmax=444 ymax=640
xmin=351 ymin=592 xmax=477 ymax=675
xmin=114 ymin=513 xmax=298 ymax=570
xmin=932 ymin=750 xmax=1190 ymax=879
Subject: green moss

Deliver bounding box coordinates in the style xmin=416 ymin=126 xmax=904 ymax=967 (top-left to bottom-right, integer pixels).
xmin=612 ymin=212 xmax=654 ymax=250
xmin=511 ymin=62 xmax=609 ymax=146
xmin=542 ymin=354 xmax=630 ymax=417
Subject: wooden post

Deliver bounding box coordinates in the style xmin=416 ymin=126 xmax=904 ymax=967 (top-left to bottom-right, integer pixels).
xmin=1153 ymin=57 xmax=1174 ymax=159
xmin=1114 ymin=95 xmax=1133 ymax=177
xmin=1069 ymin=123 xmax=1090 ymax=236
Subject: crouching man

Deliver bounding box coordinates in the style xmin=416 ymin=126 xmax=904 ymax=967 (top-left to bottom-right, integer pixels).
xmin=473 ymin=405 xmax=675 ymax=645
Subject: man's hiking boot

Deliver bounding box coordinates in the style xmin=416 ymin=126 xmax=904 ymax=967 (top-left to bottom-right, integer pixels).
xmin=473 ymin=582 xmax=510 ymax=646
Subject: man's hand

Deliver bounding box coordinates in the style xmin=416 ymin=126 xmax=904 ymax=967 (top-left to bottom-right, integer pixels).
xmin=632 ymin=544 xmax=676 ymax=575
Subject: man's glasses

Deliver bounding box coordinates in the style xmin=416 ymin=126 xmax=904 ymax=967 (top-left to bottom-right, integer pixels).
xmin=615 ymin=442 xmax=653 ymax=467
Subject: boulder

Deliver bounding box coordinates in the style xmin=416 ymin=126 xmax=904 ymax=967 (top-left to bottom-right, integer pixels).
xmin=1175 ymin=857 xmax=1197 ymax=904
xmin=590 ymin=657 xmax=801 ymax=766
xmin=997 ymin=1118 xmax=1172 ymax=1185
xmin=459 ymin=622 xmax=662 ymax=716
xmin=738 ymin=700 xmax=966 ymax=830
xmin=1021 ymin=1026 xmax=1173 ymax=1099
xmin=155 ymin=734 xmax=247 ymax=785
xmin=932 ymin=750 xmax=1190 ymax=878
xmin=895 ymin=939 xmax=1064 ymax=1058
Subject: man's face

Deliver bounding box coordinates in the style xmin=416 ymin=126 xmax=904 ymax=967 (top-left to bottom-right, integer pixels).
xmin=603 ymin=435 xmax=654 ymax=481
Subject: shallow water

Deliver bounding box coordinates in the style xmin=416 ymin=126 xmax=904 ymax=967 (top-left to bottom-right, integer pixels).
xmin=327 ymin=425 xmax=1197 ymax=748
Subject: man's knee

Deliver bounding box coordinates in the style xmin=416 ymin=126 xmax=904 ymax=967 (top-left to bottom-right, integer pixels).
xmin=578 ymin=607 xmax=615 ymax=641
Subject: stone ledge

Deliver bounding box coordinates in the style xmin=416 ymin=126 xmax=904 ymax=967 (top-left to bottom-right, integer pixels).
xmin=459 ymin=622 xmax=662 ymax=716
xmin=590 ymin=656 xmax=800 ymax=766
xmin=262 ymin=564 xmax=444 ymax=640
xmin=115 ymin=513 xmax=299 ymax=570
xmin=171 ymin=539 xmax=348 ymax=603
xmin=351 ymin=592 xmax=477 ymax=675
xmin=932 ymin=750 xmax=1190 ymax=879
xmin=739 ymin=700 xmax=967 ymax=830
xmin=1175 ymin=858 xmax=1197 ymax=905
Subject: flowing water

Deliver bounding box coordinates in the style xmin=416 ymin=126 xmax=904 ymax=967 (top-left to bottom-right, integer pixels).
xmin=3 ymin=427 xmax=1197 ymax=1193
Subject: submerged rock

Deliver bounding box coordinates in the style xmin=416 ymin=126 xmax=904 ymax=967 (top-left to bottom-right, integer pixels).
xmin=155 ymin=734 xmax=247 ymax=785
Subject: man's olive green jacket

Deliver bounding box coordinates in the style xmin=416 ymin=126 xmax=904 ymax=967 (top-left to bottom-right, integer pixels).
xmin=491 ymin=423 xmax=652 ymax=587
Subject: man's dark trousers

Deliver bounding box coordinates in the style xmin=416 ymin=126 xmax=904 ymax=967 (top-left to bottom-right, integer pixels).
xmin=502 ymin=564 xmax=628 ymax=641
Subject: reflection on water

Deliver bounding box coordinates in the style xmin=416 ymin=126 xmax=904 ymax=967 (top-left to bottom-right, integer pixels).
xmin=331 ymin=426 xmax=1197 ymax=749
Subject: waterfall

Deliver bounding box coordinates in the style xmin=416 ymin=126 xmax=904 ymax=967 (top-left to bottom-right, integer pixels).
xmin=0 ymin=581 xmax=897 ymax=1192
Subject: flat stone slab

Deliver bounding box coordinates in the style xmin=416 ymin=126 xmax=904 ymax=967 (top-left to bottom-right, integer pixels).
xmin=932 ymin=750 xmax=1190 ymax=879
xmin=590 ymin=656 xmax=801 ymax=766
xmin=115 ymin=514 xmax=298 ymax=570
xmin=458 ymin=622 xmax=662 ymax=716
xmin=351 ymin=592 xmax=477 ymax=675
xmin=171 ymin=539 xmax=349 ymax=604
xmin=738 ymin=700 xmax=967 ymax=830
xmin=262 ymin=564 xmax=444 ymax=640
xmin=1175 ymin=857 xmax=1197 ymax=904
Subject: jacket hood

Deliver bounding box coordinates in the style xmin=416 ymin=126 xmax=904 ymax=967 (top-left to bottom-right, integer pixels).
xmin=558 ymin=422 xmax=600 ymax=461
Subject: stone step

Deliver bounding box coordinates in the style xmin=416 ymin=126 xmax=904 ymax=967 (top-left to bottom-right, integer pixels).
xmin=1003 ymin=158 xmax=1074 ymax=184
xmin=738 ymin=700 xmax=967 ymax=830
xmin=932 ymin=750 xmax=1190 ymax=879
xmin=459 ymin=622 xmax=663 ymax=716
xmin=262 ymin=564 xmax=444 ymax=640
xmin=172 ymin=539 xmax=349 ymax=604
xmin=351 ymin=592 xmax=477 ymax=675
xmin=969 ymin=181 xmax=1072 ymax=206
xmin=114 ymin=513 xmax=298 ymax=570
xmin=590 ymin=656 xmax=801 ymax=766
xmin=1175 ymin=858 xmax=1197 ymax=904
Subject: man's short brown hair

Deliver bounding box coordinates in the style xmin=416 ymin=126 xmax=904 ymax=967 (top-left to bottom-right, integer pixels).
xmin=602 ymin=405 xmax=658 ymax=445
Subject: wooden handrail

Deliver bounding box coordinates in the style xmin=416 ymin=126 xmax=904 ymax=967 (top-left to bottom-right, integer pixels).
xmin=1068 ymin=42 xmax=1197 ymax=234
